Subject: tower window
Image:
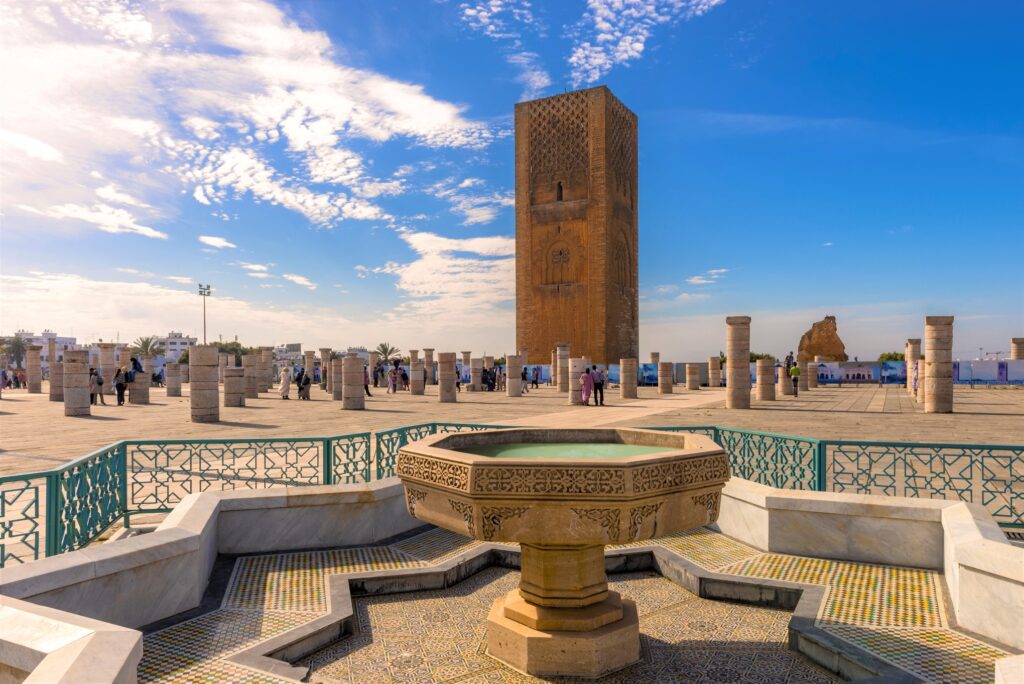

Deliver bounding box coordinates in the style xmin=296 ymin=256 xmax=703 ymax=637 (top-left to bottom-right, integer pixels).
xmin=556 ymin=181 xmax=563 ymax=201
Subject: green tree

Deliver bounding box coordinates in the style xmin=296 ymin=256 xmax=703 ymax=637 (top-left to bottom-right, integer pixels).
xmin=375 ymin=342 xmax=400 ymax=360
xmin=1 ymin=336 xmax=27 ymax=368
xmin=750 ymin=352 xmax=774 ymax=361
xmin=878 ymin=351 xmax=905 ymax=362
xmin=130 ymin=336 xmax=166 ymax=357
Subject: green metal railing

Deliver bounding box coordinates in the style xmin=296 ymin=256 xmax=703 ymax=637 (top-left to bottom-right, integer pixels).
xmin=1 ymin=423 xmax=1021 ymax=567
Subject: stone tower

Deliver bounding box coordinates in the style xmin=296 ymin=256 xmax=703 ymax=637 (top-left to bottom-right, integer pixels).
xmin=515 ymin=86 xmax=639 ymax=365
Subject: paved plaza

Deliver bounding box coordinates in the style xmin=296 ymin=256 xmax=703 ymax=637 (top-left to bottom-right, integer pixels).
xmin=2 ymin=383 xmax=1021 ymax=477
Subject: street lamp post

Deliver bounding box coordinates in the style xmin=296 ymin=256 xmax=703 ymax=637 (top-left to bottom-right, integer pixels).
xmin=198 ymin=283 xmax=211 ymax=344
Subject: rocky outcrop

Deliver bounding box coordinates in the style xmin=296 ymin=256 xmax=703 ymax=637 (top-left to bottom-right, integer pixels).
xmin=797 ymin=316 xmax=848 ymax=362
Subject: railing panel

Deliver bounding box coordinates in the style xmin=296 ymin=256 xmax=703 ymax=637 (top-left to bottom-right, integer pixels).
xmin=435 ymin=422 xmax=514 ymax=433
xmin=52 ymin=444 xmax=126 ymax=555
xmin=0 ymin=473 xmax=48 ymax=566
xmin=644 ymin=425 xmax=718 ymax=439
xmin=330 ymin=432 xmax=372 ymax=484
xmin=374 ymin=423 xmax=436 ymax=479
xmin=126 ymin=438 xmax=325 ymax=512
xmin=715 ymin=428 xmax=819 ymax=491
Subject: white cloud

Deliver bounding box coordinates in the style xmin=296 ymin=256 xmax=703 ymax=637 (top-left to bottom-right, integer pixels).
xmin=459 ymin=0 xmax=539 ymax=41
xmin=822 ymin=241 xmax=833 ymax=247
xmin=354 ymin=265 xmax=368 ymax=279
xmin=198 ymin=235 xmax=236 ymax=249
xmin=568 ymin=0 xmax=725 ymax=86
xmin=166 ymin=276 xmax=192 ymax=284
xmin=429 ymin=177 xmax=514 ymax=225
xmin=95 ymin=183 xmax=150 ymax=208
xmin=684 ymin=268 xmax=727 ymax=286
xmin=238 ymin=262 xmax=270 ymax=272
xmin=282 ymin=274 xmax=318 ymax=290
xmin=17 ymin=202 xmax=167 ymax=239
xmin=0 ymin=129 xmax=64 ymax=163
xmin=247 ymin=272 xmax=273 ymax=279
xmin=686 ymin=276 xmax=712 ymax=285
xmin=675 ymin=292 xmax=710 ymax=302
xmin=506 ymin=51 xmax=551 ymax=101
xmin=707 ymin=268 xmax=728 ymax=275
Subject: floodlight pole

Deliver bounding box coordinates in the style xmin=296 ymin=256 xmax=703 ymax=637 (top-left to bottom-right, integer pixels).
xmin=198 ymin=284 xmax=212 ymax=344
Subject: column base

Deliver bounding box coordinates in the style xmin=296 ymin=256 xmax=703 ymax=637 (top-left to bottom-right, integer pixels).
xmin=486 ymin=594 xmax=640 ymax=679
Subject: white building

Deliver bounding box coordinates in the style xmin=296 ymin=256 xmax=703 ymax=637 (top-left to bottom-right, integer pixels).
xmin=13 ymin=330 xmax=79 ymax=371
xmin=157 ymin=331 xmax=197 ymax=362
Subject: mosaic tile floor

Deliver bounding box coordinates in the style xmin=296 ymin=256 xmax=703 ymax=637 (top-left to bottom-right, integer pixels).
xmin=138 ymin=527 xmax=1013 ymax=684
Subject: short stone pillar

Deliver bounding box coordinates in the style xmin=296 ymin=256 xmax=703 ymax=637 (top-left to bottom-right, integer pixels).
xmin=461 ymin=351 xmax=472 ymax=368
xmin=808 ymin=356 xmax=821 ymax=388
xmin=331 ymin=358 xmax=343 ymax=400
xmin=925 ymin=316 xmax=954 ymax=414
xmin=219 ymin=353 xmax=228 ymax=383
xmin=470 ymin=357 xmax=483 ymax=392
xmin=303 ymin=351 xmax=315 ymax=379
xmin=620 ymin=358 xmax=638 ymax=399
xmin=777 ymin=365 xmax=794 ymax=395
xmin=261 ymin=348 xmax=274 ymax=391
xmin=342 ymin=353 xmax=364 ymax=410
xmin=685 ymin=363 xmax=700 ymax=390
xmin=906 ymin=339 xmax=921 ymax=393
xmin=223 ymin=367 xmax=245 ymax=407
xmin=483 ymin=355 xmax=494 ymax=372
xmin=438 ymin=352 xmax=457 ymax=403
xmin=658 ymin=361 xmax=673 ymax=394
xmin=409 ymin=349 xmax=420 ymax=363
xmin=410 ymin=359 xmax=425 ymax=395
xmin=129 ymin=357 xmax=151 ymax=404
xmin=63 ymin=350 xmax=90 ymax=417
xmin=650 ymin=352 xmax=660 ymax=366
xmin=507 ymin=354 xmax=523 ymax=397
xmin=98 ymin=343 xmax=117 ymax=395
xmin=569 ymin=357 xmax=586 ymax=405
xmin=181 ymin=363 xmax=189 ymax=383
xmin=242 ymin=354 xmax=258 ymax=398
xmin=165 ymin=362 xmax=181 ymax=397
xmin=48 ymin=338 xmax=63 ymax=401
xmin=423 ymin=349 xmax=435 ymax=385
xmin=556 ymin=344 xmax=570 ymax=393
xmin=1011 ymin=338 xmax=1024 ymax=360
xmin=708 ymin=357 xmax=721 ymax=388
xmin=25 ymin=345 xmax=42 ymax=393
xmin=189 ymin=344 xmax=220 ymax=423
xmin=550 ymin=349 xmax=557 ymax=385
xmin=756 ymin=359 xmax=775 ymax=401
xmin=798 ymin=362 xmax=810 ymax=392
xmin=726 ymin=316 xmax=751 ymax=409
xmin=319 ymin=348 xmax=331 ymax=390
xmin=916 ymin=359 xmax=926 ymax=404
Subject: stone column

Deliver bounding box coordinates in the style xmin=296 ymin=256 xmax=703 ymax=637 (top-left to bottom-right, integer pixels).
xmin=423 ymin=349 xmax=435 ymax=385
xmin=63 ymin=350 xmax=90 ymax=417
xmin=410 ymin=358 xmax=425 ymax=395
xmin=556 ymin=344 xmax=570 ymax=393
xmin=368 ymin=351 xmax=380 ymax=378
xmin=242 ymin=354 xmax=258 ymax=399
xmin=708 ymin=357 xmax=721 ymax=388
xmin=917 ymin=359 xmax=926 ymax=404
xmin=620 ymin=358 xmax=638 ymax=399
xmin=223 ymin=367 xmax=245 ymax=407
xmin=166 ymin=362 xmax=181 ymax=397
xmin=725 ymin=316 xmax=751 ymax=409
xmin=550 ymin=349 xmax=557 ymax=386
xmin=470 ymin=357 xmax=483 ymax=392
xmin=48 ymin=338 xmax=63 ymax=402
xmin=685 ymin=363 xmax=700 ymax=390
xmin=319 ymin=348 xmax=331 ymax=390
xmin=97 ymin=343 xmax=117 ymax=395
xmin=506 ymin=354 xmax=523 ymax=397
xmin=1011 ymin=338 xmax=1024 ymax=360
xmin=181 ymin=363 xmax=189 ymax=383
xmin=342 ymin=353 xmax=364 ymax=410
xmin=569 ymin=357 xmax=586 ymax=405
xmin=777 ymin=365 xmax=794 ymax=395
xmin=303 ymin=351 xmax=315 ymax=379
xmin=218 ymin=353 xmax=228 ymax=383
xmin=25 ymin=345 xmax=42 ymax=393
xmin=331 ymin=358 xmax=343 ymax=400
xmin=658 ymin=361 xmax=673 ymax=394
xmin=409 ymin=349 xmax=419 ymax=363
xmin=483 ymin=355 xmax=494 ymax=372
xmin=925 ymin=316 xmax=954 ymax=414
xmin=189 ymin=344 xmax=219 ymax=423
xmin=129 ymin=357 xmax=151 ymax=404
xmin=756 ymin=359 xmax=776 ymax=401
xmin=438 ymin=352 xmax=457 ymax=403
xmin=808 ymin=356 xmax=821 ymax=388
xmin=906 ymin=339 xmax=921 ymax=393
xmin=798 ymin=361 xmax=810 ymax=392
xmin=260 ymin=348 xmax=273 ymax=391
xmin=461 ymin=351 xmax=472 ymax=368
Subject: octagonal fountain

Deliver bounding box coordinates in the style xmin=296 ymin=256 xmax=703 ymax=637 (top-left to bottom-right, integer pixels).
xmin=396 ymin=427 xmax=730 ymax=678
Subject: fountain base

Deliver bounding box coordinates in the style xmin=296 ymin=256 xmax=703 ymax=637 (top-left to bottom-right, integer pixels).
xmin=486 ymin=591 xmax=641 ymax=678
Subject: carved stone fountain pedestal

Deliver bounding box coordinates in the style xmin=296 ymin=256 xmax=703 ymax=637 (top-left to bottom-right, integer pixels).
xmin=397 ymin=428 xmax=729 ymax=679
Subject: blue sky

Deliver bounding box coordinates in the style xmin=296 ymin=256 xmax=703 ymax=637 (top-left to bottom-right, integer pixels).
xmin=1 ymin=0 xmax=1021 ymax=359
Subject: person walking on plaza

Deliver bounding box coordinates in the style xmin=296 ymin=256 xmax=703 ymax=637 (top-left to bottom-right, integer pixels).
xmin=580 ymin=366 xmax=594 ymax=405
xmin=532 ymin=365 xmax=540 ymax=388
xmin=297 ymin=368 xmax=312 ymax=400
xmin=89 ymin=368 xmax=99 ymax=405
xmin=363 ymin=365 xmax=372 ymax=397
xmin=521 ymin=366 xmax=529 ymax=394
xmin=785 ymin=351 xmax=795 ymax=370
xmin=591 ymin=365 xmax=605 ymax=406
xmin=789 ymin=363 xmax=800 ymax=397
xmin=279 ymin=365 xmax=292 ymax=399
xmin=113 ymin=367 xmax=127 ymax=406
xmin=94 ymin=368 xmax=107 ymax=405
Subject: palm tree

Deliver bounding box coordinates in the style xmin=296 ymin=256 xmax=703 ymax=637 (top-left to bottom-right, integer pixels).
xmin=2 ymin=336 xmax=27 ymax=368
xmin=130 ymin=336 xmax=166 ymax=358
xmin=375 ymin=342 xmax=400 ymax=360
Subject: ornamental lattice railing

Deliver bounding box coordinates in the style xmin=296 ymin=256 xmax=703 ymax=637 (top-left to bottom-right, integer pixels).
xmin=1 ymin=423 xmax=1020 ymax=567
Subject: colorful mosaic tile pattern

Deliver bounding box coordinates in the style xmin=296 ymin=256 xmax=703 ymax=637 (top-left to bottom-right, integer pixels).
xmin=720 ymin=554 xmax=946 ymax=628
xmin=652 ymin=527 xmax=762 ymax=570
xmin=391 ymin=527 xmax=483 ymax=564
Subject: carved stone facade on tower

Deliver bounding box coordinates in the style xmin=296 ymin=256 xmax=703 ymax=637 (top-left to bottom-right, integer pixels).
xmin=515 ymin=86 xmax=639 ymax=365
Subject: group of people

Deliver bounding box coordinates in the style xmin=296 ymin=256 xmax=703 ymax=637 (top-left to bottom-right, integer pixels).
xmin=578 ymin=365 xmax=607 ymax=406
xmin=1 ymin=368 xmax=26 ymax=389
xmin=278 ymin=366 xmax=313 ymax=400
xmin=88 ymin=356 xmax=146 ymax=406
xmin=783 ymin=351 xmax=800 ymax=396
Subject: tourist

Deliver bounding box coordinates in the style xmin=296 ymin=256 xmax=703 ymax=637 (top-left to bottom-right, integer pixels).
xmin=387 ymin=365 xmax=397 ymax=394
xmin=591 ymin=365 xmax=605 ymax=406
xmin=531 ymin=365 xmax=540 ymax=388
xmin=17 ymin=369 xmax=25 ymax=388
xmin=298 ymin=368 xmax=312 ymax=400
xmin=113 ymin=368 xmax=126 ymax=406
xmin=580 ymin=366 xmax=594 ymax=405
xmin=279 ymin=365 xmax=292 ymax=399
xmin=363 ymin=365 xmax=372 ymax=397
xmin=789 ymin=364 xmax=800 ymax=397
xmin=521 ymin=366 xmax=529 ymax=393
xmin=95 ymin=368 xmax=107 ymax=405
xmin=785 ymin=351 xmax=794 ymax=370
xmin=400 ymin=365 xmax=409 ymax=391
xmin=455 ymin=367 xmax=462 ymax=392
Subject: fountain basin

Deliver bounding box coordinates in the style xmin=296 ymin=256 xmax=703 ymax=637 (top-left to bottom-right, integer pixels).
xmin=397 ymin=427 xmax=730 ymax=678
